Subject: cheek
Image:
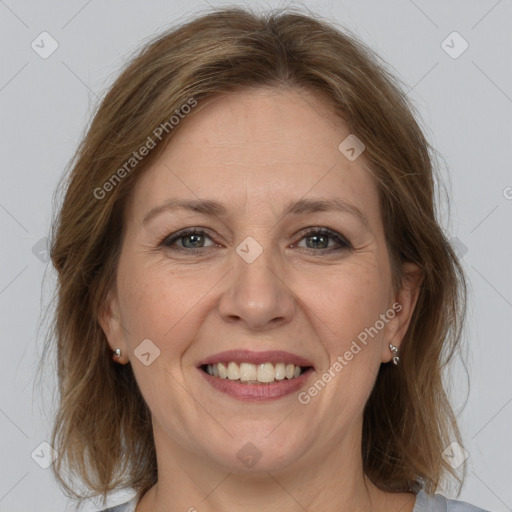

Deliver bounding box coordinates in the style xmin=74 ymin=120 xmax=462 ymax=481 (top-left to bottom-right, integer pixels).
xmin=119 ymin=265 xmax=197 ymax=351
xmin=301 ymin=264 xmax=391 ymax=410
xmin=117 ymin=259 xmax=218 ymax=355
xmin=303 ymin=262 xmax=390 ymax=347
xmin=116 ymin=265 xmax=207 ymax=421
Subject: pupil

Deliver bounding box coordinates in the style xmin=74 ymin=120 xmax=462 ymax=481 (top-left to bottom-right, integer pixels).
xmin=307 ymin=234 xmax=328 ymax=249
xmin=184 ymin=234 xmax=203 ymax=248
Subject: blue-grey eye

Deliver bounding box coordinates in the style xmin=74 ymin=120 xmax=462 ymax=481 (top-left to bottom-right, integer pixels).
xmin=296 ymin=228 xmax=350 ymax=251
xmin=163 ymin=230 xmax=215 ymax=249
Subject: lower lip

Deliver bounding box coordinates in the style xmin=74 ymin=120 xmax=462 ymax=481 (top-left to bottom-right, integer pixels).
xmin=199 ymin=367 xmax=314 ymax=402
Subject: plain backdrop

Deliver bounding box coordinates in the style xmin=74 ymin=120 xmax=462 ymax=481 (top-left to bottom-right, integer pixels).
xmin=1 ymin=1 xmax=511 ymax=511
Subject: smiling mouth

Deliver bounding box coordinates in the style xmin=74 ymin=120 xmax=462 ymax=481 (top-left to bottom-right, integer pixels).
xmin=201 ymin=362 xmax=312 ymax=384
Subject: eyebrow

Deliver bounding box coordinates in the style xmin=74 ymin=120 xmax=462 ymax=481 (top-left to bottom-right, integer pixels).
xmin=142 ymin=197 xmax=370 ymax=229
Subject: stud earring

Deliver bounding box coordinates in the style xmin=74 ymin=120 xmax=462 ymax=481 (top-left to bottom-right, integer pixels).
xmin=113 ymin=348 xmax=122 ymax=358
xmin=389 ymin=344 xmax=400 ymax=365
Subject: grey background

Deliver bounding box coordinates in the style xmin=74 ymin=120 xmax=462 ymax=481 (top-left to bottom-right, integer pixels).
xmin=1 ymin=0 xmax=511 ymax=511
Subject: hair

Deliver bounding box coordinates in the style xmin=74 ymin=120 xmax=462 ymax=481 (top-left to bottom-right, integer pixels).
xmin=44 ymin=5 xmax=467 ymax=506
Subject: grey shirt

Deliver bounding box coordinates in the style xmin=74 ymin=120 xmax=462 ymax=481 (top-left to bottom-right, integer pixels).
xmin=101 ymin=490 xmax=492 ymax=511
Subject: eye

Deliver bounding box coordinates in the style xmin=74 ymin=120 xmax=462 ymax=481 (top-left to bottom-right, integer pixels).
xmin=160 ymin=227 xmax=352 ymax=255
xmin=161 ymin=228 xmax=216 ymax=252
xmin=294 ymin=227 xmax=352 ymax=253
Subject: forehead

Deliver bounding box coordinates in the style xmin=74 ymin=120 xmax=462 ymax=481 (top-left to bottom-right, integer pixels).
xmin=165 ymin=87 xmax=349 ymax=168
xmin=126 ymin=87 xmax=380 ymax=226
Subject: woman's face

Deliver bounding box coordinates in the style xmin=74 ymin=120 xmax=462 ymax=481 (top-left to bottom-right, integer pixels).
xmin=101 ymin=87 xmax=417 ymax=475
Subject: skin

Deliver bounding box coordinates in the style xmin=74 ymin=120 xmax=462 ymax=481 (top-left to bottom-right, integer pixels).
xmin=100 ymin=87 xmax=421 ymax=512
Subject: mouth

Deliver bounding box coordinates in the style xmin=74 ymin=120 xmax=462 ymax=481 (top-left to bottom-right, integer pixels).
xmin=200 ymin=361 xmax=312 ymax=384
xmin=197 ymin=350 xmax=315 ymax=401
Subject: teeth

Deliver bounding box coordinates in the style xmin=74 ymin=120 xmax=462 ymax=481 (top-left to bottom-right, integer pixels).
xmin=218 ymin=362 xmax=228 ymax=379
xmin=227 ymin=362 xmax=240 ymax=380
xmin=204 ymin=361 xmax=307 ymax=383
xmin=240 ymin=362 xmax=257 ymax=382
xmin=257 ymin=363 xmax=275 ymax=383
xmin=275 ymin=362 xmax=286 ymax=380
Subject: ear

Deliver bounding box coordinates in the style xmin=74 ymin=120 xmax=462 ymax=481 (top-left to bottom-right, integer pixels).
xmin=381 ymin=262 xmax=423 ymax=363
xmin=98 ymin=290 xmax=129 ymax=365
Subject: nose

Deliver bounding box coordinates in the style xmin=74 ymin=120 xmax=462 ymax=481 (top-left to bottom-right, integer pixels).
xmin=218 ymin=242 xmax=296 ymax=331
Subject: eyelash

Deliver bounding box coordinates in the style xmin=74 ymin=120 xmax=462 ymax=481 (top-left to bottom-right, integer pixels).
xmin=160 ymin=227 xmax=352 ymax=255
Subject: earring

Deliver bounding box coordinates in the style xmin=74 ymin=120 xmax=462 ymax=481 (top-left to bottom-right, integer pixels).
xmin=113 ymin=348 xmax=122 ymax=358
xmin=389 ymin=344 xmax=400 ymax=365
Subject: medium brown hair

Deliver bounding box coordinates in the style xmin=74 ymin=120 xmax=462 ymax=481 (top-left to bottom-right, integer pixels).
xmin=44 ymin=6 xmax=467 ymax=505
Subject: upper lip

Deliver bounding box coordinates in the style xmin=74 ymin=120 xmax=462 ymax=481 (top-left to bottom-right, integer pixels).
xmin=198 ymin=349 xmax=314 ymax=368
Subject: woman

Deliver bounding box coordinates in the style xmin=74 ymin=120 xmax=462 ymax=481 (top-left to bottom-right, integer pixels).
xmin=46 ymin=7 xmax=490 ymax=512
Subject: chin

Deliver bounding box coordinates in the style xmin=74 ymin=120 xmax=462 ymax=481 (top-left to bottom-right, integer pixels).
xmin=204 ymin=432 xmax=307 ymax=474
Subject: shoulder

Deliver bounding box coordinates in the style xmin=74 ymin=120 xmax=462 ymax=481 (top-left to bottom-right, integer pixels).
xmin=99 ymin=491 xmax=493 ymax=512
xmin=414 ymin=490 xmax=493 ymax=512
xmin=99 ymin=496 xmax=138 ymax=512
